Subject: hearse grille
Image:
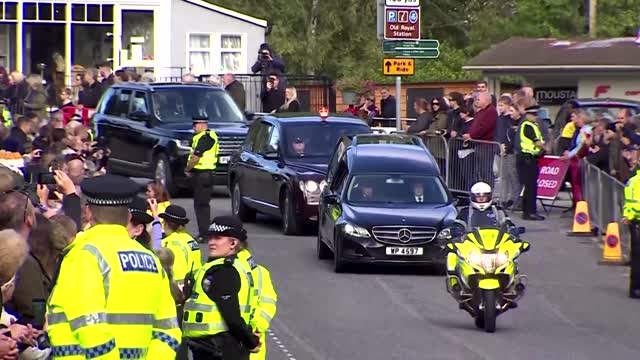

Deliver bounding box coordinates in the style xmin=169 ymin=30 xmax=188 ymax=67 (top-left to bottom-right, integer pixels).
xmin=371 ymin=225 xmax=437 ymax=245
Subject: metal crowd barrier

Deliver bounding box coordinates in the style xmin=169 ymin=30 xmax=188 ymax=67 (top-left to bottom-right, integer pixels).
xmin=416 ymin=134 xmax=502 ymax=195
xmin=582 ymin=160 xmax=630 ymax=258
xmin=447 ymin=138 xmax=501 ymax=194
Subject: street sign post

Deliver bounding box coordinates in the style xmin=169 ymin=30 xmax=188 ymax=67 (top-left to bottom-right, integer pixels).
xmin=384 ymin=6 xmax=420 ymax=40
xmin=385 ymin=0 xmax=419 ymax=6
xmin=383 ymin=58 xmax=415 ymax=76
xmin=383 ymin=40 xmax=440 ymax=59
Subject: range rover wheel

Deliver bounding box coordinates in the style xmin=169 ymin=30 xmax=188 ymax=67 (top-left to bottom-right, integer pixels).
xmin=154 ymin=154 xmax=177 ymax=196
xmin=232 ymin=181 xmax=256 ymax=222
xmin=317 ymin=231 xmax=332 ymax=260
xmin=282 ymin=191 xmax=301 ymax=236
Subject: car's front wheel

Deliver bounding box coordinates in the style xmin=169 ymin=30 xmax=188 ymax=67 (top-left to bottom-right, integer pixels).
xmin=282 ymin=190 xmax=302 ymax=236
xmin=232 ymin=181 xmax=256 ymax=222
xmin=154 ymin=154 xmax=176 ymax=196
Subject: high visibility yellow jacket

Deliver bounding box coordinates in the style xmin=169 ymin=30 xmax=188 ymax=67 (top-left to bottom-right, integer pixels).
xmin=47 ymin=224 xmax=182 ymax=359
xmin=624 ymin=170 xmax=640 ymax=220
xmin=188 ymin=130 xmax=219 ymax=170
xmin=237 ymin=249 xmax=278 ymax=360
xmin=161 ymin=230 xmax=202 ymax=285
xmin=182 ymin=256 xmax=254 ymax=338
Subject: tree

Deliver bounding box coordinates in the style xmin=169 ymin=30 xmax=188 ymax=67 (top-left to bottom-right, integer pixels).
xmin=207 ymin=0 xmax=640 ymax=81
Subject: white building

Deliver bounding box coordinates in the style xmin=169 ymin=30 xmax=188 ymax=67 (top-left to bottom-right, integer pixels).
xmin=0 ymin=0 xmax=267 ymax=82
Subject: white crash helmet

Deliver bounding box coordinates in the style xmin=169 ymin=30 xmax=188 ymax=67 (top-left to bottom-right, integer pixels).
xmin=470 ymin=182 xmax=493 ymax=211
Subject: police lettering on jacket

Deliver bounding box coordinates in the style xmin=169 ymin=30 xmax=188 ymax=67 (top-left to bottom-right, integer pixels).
xmin=118 ymin=251 xmax=159 ymax=273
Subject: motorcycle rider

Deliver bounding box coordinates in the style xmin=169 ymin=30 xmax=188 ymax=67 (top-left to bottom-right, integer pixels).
xmin=456 ymin=182 xmax=517 ymax=233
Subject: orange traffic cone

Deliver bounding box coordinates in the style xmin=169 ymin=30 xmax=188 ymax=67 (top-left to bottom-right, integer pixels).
xmin=598 ymin=222 xmax=626 ymax=265
xmin=567 ymin=201 xmax=593 ymax=236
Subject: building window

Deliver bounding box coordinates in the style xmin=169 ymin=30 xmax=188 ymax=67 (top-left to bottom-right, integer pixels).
xmin=188 ymin=34 xmax=212 ymax=75
xmin=187 ymin=33 xmax=246 ymax=74
xmin=221 ymin=35 xmax=243 ymax=73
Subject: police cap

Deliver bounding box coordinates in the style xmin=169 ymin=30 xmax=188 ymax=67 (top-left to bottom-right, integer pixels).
xmin=159 ymin=205 xmax=189 ymax=225
xmin=81 ymin=175 xmax=140 ymax=207
xmin=524 ymin=105 xmax=541 ymax=115
xmin=207 ymin=215 xmax=247 ymax=242
xmin=129 ymin=196 xmax=153 ymax=225
xmin=192 ymin=116 xmax=209 ymax=123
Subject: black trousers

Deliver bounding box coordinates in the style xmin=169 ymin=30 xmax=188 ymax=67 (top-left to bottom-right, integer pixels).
xmin=630 ymin=222 xmax=640 ymax=298
xmin=190 ymin=334 xmax=249 ymax=360
xmin=516 ymin=153 xmax=539 ymax=215
xmin=193 ymin=170 xmax=214 ymax=238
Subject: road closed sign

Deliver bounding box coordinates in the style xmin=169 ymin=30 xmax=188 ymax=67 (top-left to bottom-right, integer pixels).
xmin=536 ymin=156 xmax=569 ymax=200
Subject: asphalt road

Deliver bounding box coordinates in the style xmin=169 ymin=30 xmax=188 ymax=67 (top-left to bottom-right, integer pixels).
xmin=170 ymin=190 xmax=640 ymax=360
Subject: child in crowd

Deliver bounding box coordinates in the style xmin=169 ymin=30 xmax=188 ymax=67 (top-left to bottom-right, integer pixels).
xmin=59 ymin=88 xmax=76 ymax=125
xmin=146 ymin=181 xmax=171 ymax=230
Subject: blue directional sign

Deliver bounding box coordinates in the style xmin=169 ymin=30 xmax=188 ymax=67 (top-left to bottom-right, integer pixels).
xmin=387 ymin=10 xmax=397 ymax=23
xmin=409 ymin=10 xmax=418 ymax=24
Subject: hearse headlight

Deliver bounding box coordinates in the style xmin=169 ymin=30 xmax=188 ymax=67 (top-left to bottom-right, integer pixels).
xmin=437 ymin=228 xmax=453 ymax=240
xmin=343 ymin=223 xmax=371 ymax=238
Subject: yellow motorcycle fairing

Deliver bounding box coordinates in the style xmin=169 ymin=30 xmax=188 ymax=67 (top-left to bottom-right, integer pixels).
xmin=447 ymin=228 xmax=530 ymax=277
xmin=478 ymin=279 xmax=500 ymax=290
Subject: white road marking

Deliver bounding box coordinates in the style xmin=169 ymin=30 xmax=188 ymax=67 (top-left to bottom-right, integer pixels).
xmin=267 ymin=326 xmax=302 ymax=360
xmin=272 ymin=317 xmax=330 ymax=360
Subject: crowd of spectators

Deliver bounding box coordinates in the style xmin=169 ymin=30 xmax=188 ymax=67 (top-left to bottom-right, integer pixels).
xmin=351 ymin=80 xmax=640 ymax=215
xmin=0 ymin=60 xmax=192 ymax=357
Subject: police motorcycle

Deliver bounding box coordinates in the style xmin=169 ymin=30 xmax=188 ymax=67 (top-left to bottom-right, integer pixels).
xmin=445 ymin=183 xmax=530 ymax=333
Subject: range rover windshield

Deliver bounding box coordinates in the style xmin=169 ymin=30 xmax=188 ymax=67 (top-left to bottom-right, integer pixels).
xmin=152 ymin=87 xmax=245 ymax=123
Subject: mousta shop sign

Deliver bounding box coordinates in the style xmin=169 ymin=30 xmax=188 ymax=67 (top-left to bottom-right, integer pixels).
xmin=384 ymin=5 xmax=420 ymax=40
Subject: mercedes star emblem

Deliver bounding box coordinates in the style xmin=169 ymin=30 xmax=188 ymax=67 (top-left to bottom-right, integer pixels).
xmin=398 ymin=228 xmax=412 ymax=243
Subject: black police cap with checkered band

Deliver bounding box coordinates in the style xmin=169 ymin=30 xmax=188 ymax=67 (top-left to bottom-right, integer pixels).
xmin=207 ymin=215 xmax=247 ymax=241
xmin=81 ymin=175 xmax=140 ymax=207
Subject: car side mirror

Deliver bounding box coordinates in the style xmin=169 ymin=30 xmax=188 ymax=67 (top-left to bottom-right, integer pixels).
xmin=323 ymin=194 xmax=339 ymax=205
xmin=516 ymin=226 xmax=526 ymax=235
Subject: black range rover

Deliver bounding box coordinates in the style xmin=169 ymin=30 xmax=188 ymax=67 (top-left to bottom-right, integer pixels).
xmin=95 ymin=83 xmax=248 ymax=194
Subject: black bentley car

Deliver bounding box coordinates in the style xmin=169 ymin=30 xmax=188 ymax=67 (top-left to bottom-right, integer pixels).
xmin=317 ymin=134 xmax=460 ymax=272
xmin=227 ymin=113 xmax=371 ymax=235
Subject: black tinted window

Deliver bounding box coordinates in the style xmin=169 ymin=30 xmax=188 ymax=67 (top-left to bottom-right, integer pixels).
xmin=151 ymin=87 xmax=244 ymax=123
xmin=101 ymin=88 xmax=119 ymax=116
xmin=131 ymin=92 xmax=149 ymax=114
xmin=243 ymin=121 xmax=262 ymax=152
xmin=283 ymin=122 xmax=369 ymax=159
xmin=253 ymin=122 xmax=273 ymax=155
xmin=117 ymin=90 xmax=132 ymax=117
xmin=347 ymin=174 xmax=449 ymax=204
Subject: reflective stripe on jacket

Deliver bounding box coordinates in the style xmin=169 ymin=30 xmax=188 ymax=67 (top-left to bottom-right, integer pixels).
xmin=188 ymin=130 xmax=219 ymax=170
xmin=162 ymin=231 xmax=202 ymax=284
xmin=47 ymin=224 xmax=181 ymax=359
xmin=182 ymin=256 xmax=254 ymax=337
xmin=236 ymin=249 xmax=278 ymax=360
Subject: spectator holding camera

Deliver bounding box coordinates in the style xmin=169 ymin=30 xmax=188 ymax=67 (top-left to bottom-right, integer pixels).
xmin=251 ymin=43 xmax=285 ymax=76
